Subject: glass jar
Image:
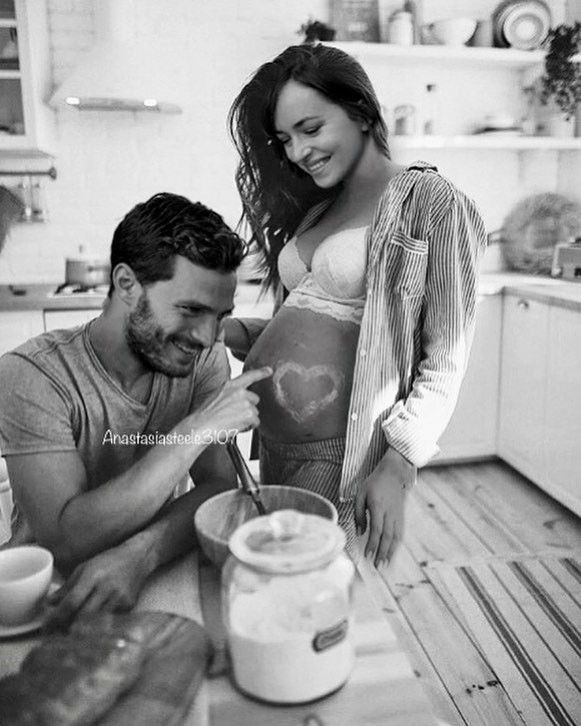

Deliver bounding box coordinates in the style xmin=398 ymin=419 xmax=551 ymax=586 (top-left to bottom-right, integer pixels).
xmin=222 ymin=509 xmax=355 ymax=704
xmin=393 ymin=104 xmax=417 ymax=136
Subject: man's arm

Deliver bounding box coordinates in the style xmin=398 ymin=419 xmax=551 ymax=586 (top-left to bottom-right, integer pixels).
xmin=5 ymin=368 xmax=270 ymax=572
xmin=140 ymin=439 xmax=238 ymax=569
xmin=47 ymin=441 xmax=237 ymax=625
xmin=6 ymin=429 xmax=200 ymax=571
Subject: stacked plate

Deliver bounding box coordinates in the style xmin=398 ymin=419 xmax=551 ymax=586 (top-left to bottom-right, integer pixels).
xmin=492 ymin=0 xmax=551 ymax=50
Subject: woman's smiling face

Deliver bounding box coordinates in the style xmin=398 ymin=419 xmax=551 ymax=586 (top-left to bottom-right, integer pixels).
xmin=273 ymin=80 xmax=367 ymax=189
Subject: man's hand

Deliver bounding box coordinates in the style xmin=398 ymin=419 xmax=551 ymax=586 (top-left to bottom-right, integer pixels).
xmin=354 ymin=447 xmax=416 ymax=568
xmin=46 ymin=535 xmax=151 ymax=629
xmin=189 ymin=367 xmax=272 ymax=442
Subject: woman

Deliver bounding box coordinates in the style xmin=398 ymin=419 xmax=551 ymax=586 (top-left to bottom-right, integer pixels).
xmin=224 ymin=44 xmax=486 ymax=566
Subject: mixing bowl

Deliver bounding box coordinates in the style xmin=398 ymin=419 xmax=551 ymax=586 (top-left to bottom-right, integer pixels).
xmin=194 ymin=486 xmax=337 ymax=567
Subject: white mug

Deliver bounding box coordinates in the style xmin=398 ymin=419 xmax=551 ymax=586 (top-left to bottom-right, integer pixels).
xmin=0 ymin=545 xmax=53 ymax=625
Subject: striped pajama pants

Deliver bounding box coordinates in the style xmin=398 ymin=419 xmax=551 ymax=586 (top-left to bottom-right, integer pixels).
xmin=258 ymin=435 xmax=357 ymax=554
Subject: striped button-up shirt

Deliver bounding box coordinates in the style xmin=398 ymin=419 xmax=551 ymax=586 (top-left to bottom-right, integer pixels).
xmin=244 ymin=162 xmax=487 ymax=501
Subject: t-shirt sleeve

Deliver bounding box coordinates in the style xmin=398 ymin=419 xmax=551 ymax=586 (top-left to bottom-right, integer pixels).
xmin=0 ymin=353 xmax=76 ymax=456
xmin=190 ymin=342 xmax=231 ymax=413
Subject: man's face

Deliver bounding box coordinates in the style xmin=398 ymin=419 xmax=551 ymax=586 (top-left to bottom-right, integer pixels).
xmin=126 ymin=256 xmax=236 ymax=377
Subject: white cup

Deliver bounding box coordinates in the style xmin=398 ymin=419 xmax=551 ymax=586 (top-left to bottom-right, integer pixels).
xmin=0 ymin=546 xmax=53 ymax=625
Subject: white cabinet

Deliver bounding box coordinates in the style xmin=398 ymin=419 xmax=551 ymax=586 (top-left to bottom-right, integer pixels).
xmin=498 ymin=294 xmax=550 ymax=484
xmin=544 ymin=306 xmax=581 ymax=516
xmin=424 ymin=279 xmax=581 ymax=516
xmin=0 ymin=310 xmax=43 ymax=356
xmin=0 ymin=308 xmax=101 ymax=358
xmin=43 ymin=309 xmax=101 ymax=331
xmin=498 ymin=293 xmax=581 ymax=517
xmin=436 ymin=294 xmax=502 ymax=462
xmin=0 ymin=0 xmax=54 ymax=157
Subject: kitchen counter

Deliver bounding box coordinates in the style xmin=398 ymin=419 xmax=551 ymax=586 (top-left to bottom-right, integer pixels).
xmin=472 ymin=273 xmax=581 ymax=312
xmin=0 ymin=281 xmax=271 ymax=313
xmin=477 ymin=271 xmax=567 ymax=295
xmin=503 ymin=281 xmax=581 ymax=312
xmin=1 ymin=276 xmax=579 ymax=313
xmin=0 ymin=284 xmax=107 ymax=312
xmin=0 ymin=553 xmax=438 ymax=725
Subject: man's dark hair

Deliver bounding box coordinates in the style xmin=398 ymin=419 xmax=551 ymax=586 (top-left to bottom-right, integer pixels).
xmin=108 ymin=192 xmax=246 ymax=296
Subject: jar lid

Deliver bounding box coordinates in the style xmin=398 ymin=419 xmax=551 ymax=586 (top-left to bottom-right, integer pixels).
xmin=228 ymin=510 xmax=346 ymax=574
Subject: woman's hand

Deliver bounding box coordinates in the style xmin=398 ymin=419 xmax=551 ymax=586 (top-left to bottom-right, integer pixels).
xmin=46 ymin=534 xmax=152 ymax=628
xmin=354 ymin=447 xmax=416 ymax=568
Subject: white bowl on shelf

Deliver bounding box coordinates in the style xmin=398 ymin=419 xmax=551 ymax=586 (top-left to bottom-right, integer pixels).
xmin=426 ymin=18 xmax=477 ymax=46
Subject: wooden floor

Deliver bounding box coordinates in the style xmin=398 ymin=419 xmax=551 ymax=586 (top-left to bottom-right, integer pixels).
xmin=360 ymin=459 xmax=581 ymax=726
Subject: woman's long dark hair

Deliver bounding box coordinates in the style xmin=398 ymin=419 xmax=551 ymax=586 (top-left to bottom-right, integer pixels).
xmin=228 ymin=44 xmax=390 ymax=291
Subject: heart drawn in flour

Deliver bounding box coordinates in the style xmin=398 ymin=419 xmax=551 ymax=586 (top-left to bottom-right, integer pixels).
xmin=273 ymin=362 xmax=344 ymax=423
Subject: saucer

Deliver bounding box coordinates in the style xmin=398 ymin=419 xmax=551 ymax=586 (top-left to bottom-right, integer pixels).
xmin=0 ymin=583 xmax=59 ymax=639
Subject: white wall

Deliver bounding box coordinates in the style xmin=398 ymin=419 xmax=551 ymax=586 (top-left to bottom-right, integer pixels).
xmin=0 ymin=0 xmax=579 ymax=283
xmin=0 ymin=0 xmax=328 ymax=282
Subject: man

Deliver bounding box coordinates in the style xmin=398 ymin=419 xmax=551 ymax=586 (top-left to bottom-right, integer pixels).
xmin=0 ymin=192 xmax=270 ymax=622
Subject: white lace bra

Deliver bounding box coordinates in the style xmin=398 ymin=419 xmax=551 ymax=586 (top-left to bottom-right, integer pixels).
xmin=278 ymin=226 xmax=368 ymax=324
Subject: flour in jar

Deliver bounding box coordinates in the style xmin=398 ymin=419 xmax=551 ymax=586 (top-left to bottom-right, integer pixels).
xmin=228 ymin=559 xmax=354 ymax=703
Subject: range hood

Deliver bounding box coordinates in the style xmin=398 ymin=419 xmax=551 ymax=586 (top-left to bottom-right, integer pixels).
xmin=49 ymin=0 xmax=182 ymax=114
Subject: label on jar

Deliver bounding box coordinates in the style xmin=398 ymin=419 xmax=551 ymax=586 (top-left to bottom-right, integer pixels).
xmin=312 ymin=618 xmax=348 ymax=652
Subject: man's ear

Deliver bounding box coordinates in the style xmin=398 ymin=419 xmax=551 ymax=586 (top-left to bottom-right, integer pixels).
xmin=111 ymin=263 xmax=141 ymax=304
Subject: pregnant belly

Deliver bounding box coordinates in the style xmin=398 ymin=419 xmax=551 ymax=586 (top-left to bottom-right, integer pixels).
xmin=243 ymin=306 xmax=360 ymax=442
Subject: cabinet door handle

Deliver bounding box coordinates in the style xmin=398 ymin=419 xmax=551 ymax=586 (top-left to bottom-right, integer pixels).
xmin=517 ymin=298 xmax=530 ymax=310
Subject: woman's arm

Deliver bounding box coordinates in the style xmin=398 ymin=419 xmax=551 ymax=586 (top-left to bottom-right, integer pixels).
xmin=223 ymin=282 xmax=286 ymax=361
xmin=222 ymin=317 xmax=270 ymax=360
xmin=356 ymin=184 xmax=487 ymax=567
xmin=382 ymin=187 xmax=487 ymax=467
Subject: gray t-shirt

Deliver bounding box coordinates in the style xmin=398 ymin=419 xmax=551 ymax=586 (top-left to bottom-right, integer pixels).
xmin=0 ymin=321 xmax=230 ymax=544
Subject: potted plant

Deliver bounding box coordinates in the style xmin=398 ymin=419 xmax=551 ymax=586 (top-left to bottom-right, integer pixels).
xmin=298 ymin=18 xmax=336 ymax=44
xmin=538 ymin=22 xmax=581 ymax=136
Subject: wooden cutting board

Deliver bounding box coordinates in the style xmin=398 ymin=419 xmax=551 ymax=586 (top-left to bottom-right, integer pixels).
xmin=98 ymin=612 xmax=212 ymax=726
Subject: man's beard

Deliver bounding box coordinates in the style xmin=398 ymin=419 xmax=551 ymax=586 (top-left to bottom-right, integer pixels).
xmin=125 ymin=292 xmax=201 ymax=377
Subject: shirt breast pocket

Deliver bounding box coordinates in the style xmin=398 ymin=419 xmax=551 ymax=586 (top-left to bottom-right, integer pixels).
xmin=391 ymin=230 xmax=429 ymax=298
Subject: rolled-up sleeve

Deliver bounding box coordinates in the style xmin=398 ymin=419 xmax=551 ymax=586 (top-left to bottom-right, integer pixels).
xmin=382 ymin=189 xmax=487 ymax=467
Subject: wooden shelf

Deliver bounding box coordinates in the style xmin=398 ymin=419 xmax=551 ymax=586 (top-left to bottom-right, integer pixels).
xmin=0 ymin=19 xmax=17 ymax=28
xmin=0 ymin=136 xmax=54 ymax=157
xmin=327 ymin=41 xmax=545 ymax=68
xmin=0 ymin=70 xmax=20 ymax=79
xmin=390 ymin=135 xmax=581 ymax=150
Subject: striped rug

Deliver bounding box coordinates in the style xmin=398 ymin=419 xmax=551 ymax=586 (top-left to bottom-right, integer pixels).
xmin=425 ymin=555 xmax=581 ymax=726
